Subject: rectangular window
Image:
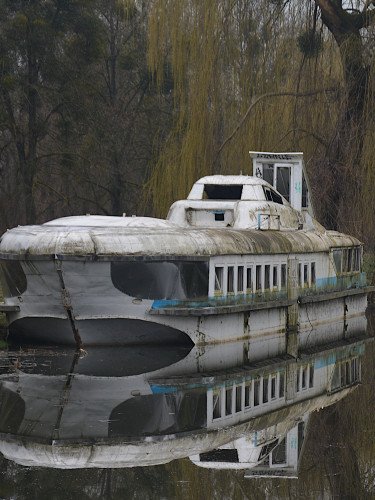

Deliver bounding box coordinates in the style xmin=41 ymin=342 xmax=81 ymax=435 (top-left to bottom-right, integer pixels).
xmin=225 ymin=387 xmax=233 ymax=415
xmin=298 ymin=263 xmax=302 ymax=287
xmin=309 ymin=364 xmax=314 ymax=388
xmin=227 ymin=266 xmax=234 ymax=293
xmin=256 ymin=265 xmax=262 ymax=291
xmin=296 ymin=368 xmax=300 ymax=392
xmin=351 ymin=358 xmax=359 ymax=381
xmin=235 ymin=385 xmax=242 ymax=412
xmin=254 ymin=379 xmax=260 ymax=406
xmin=348 ymin=248 xmax=353 ymax=271
xmin=333 ymin=249 xmax=342 ymax=274
xmin=279 ymin=372 xmax=285 ymax=398
xmin=262 ymin=164 xmax=274 ymax=186
xmin=246 ymin=267 xmax=253 ymax=293
xmin=281 ymin=264 xmax=287 ymax=288
xmin=273 ymin=266 xmax=278 ymax=289
xmin=264 ymin=265 xmax=270 ymax=290
xmin=215 ymin=267 xmax=224 ymax=293
xmin=340 ymin=363 xmax=346 ymax=387
xmin=272 ymin=438 xmax=287 ymax=465
xmin=276 ymin=166 xmax=290 ymax=202
xmin=356 ymin=248 xmax=361 ymax=272
xmin=244 ymin=382 xmax=251 ymax=408
xmin=263 ymin=377 xmax=269 ymax=403
xmin=342 ymin=249 xmax=349 ymax=272
xmin=302 ymin=366 xmax=307 ymax=389
xmin=213 ymin=390 xmax=221 ymax=419
xmin=237 ymin=266 xmax=244 ymax=293
xmin=346 ymin=361 xmax=351 ymax=385
xmin=271 ymin=375 xmax=276 ymax=399
xmin=311 ymin=262 xmax=316 ymax=285
xmin=331 ymin=365 xmax=340 ymax=391
xmin=304 ymin=264 xmax=308 ymax=286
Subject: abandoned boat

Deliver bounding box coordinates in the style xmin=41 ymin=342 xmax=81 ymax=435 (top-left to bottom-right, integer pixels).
xmin=0 ymin=151 xmax=372 ymax=347
xmin=0 ymin=333 xmax=367 ymax=468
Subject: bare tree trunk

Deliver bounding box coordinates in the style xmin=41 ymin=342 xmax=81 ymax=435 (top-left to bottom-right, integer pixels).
xmin=314 ymin=0 xmax=374 ymax=229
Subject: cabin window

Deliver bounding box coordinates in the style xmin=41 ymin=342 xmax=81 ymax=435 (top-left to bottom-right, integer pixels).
xmin=302 ymin=174 xmax=308 ymax=208
xmin=304 ymin=264 xmax=308 ymax=286
xmin=256 ymin=265 xmax=262 ymax=291
xmin=214 ymin=212 xmax=225 ymax=221
xmin=235 ymin=386 xmax=242 ymax=412
xmin=246 ymin=267 xmax=253 ymax=292
xmin=309 ymin=365 xmax=314 ymax=388
xmin=225 ymin=387 xmax=233 ymax=415
xmin=333 ymin=249 xmax=342 ymax=273
xmin=227 ymin=266 xmax=234 ymax=293
xmin=296 ymin=368 xmax=300 ymax=392
xmin=263 ymin=377 xmax=269 ymax=403
xmin=279 ymin=372 xmax=285 ymax=398
xmin=237 ymin=266 xmax=244 ymax=293
xmin=213 ymin=390 xmax=221 ymax=419
xmin=245 ymin=382 xmax=251 ymax=407
xmin=0 ymin=260 xmax=27 ymax=297
xmin=311 ymin=262 xmax=316 ymax=285
xmin=264 ymin=187 xmax=283 ymax=205
xmin=334 ymin=247 xmax=361 ymax=274
xmin=200 ymin=449 xmax=239 ymax=463
xmin=273 ymin=266 xmax=278 ymax=289
xmin=354 ymin=248 xmax=361 ymax=271
xmin=215 ymin=266 xmax=224 ymax=294
xmin=254 ymin=379 xmax=260 ymax=406
xmin=259 ymin=440 xmax=279 ymax=462
xmin=272 ymin=438 xmax=287 ymax=465
xmin=276 ymin=167 xmax=291 ymax=202
xmin=302 ymin=366 xmax=307 ymax=389
xmin=271 ymin=375 xmax=276 ymax=399
xmin=204 ymin=184 xmax=243 ymax=200
xmin=298 ymin=263 xmax=302 ymax=287
xmin=111 ymin=260 xmax=209 ymax=300
xmin=264 ymin=265 xmax=270 ymax=290
xmin=262 ymin=164 xmax=274 ymax=185
xmin=281 ymin=264 xmax=287 ymax=288
xmin=331 ymin=357 xmax=360 ymax=391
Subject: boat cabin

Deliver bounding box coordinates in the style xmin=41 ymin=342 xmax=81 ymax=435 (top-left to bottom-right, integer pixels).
xmin=168 ymin=152 xmax=312 ymax=230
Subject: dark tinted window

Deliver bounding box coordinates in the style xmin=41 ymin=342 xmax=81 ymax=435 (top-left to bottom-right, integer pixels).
xmin=200 ymin=449 xmax=239 ymax=463
xmin=264 ymin=187 xmax=283 ymax=205
xmin=276 ymin=167 xmax=290 ymax=201
xmin=262 ymin=164 xmax=274 ymax=185
xmin=204 ymin=184 xmax=243 ymax=200
xmin=111 ymin=260 xmax=209 ymax=300
xmin=302 ymin=174 xmax=308 ymax=208
xmin=0 ymin=260 xmax=27 ymax=297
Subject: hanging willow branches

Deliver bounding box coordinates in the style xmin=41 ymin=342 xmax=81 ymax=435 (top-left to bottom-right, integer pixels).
xmin=146 ymin=0 xmax=375 ymax=246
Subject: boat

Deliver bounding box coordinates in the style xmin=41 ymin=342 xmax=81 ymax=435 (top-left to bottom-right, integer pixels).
xmin=0 ymin=330 xmax=368 ymax=469
xmin=0 ymin=151 xmax=372 ymax=348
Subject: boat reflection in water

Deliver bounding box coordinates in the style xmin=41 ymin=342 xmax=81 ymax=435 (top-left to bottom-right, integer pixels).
xmin=0 ymin=315 xmax=370 ymax=473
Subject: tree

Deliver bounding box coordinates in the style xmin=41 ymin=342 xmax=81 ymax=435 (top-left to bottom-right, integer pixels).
xmin=0 ymin=0 xmax=103 ymax=224
xmin=146 ymin=0 xmax=375 ymax=244
xmin=312 ymin=0 xmax=375 ymax=230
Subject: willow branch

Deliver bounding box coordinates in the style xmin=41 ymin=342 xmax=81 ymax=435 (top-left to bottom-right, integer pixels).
xmin=216 ymin=87 xmax=339 ymax=160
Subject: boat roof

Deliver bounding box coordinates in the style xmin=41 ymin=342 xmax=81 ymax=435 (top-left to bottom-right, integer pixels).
xmin=0 ymin=216 xmax=362 ymax=260
xmin=194 ymin=175 xmax=267 ymax=185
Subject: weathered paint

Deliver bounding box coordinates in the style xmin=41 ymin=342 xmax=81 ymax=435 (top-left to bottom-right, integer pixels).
xmin=0 ymin=167 xmax=371 ymax=348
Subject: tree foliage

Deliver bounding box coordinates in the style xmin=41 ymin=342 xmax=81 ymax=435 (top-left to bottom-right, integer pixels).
xmin=0 ymin=0 xmax=172 ymax=229
xmin=146 ymin=0 xmax=375 ymax=245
